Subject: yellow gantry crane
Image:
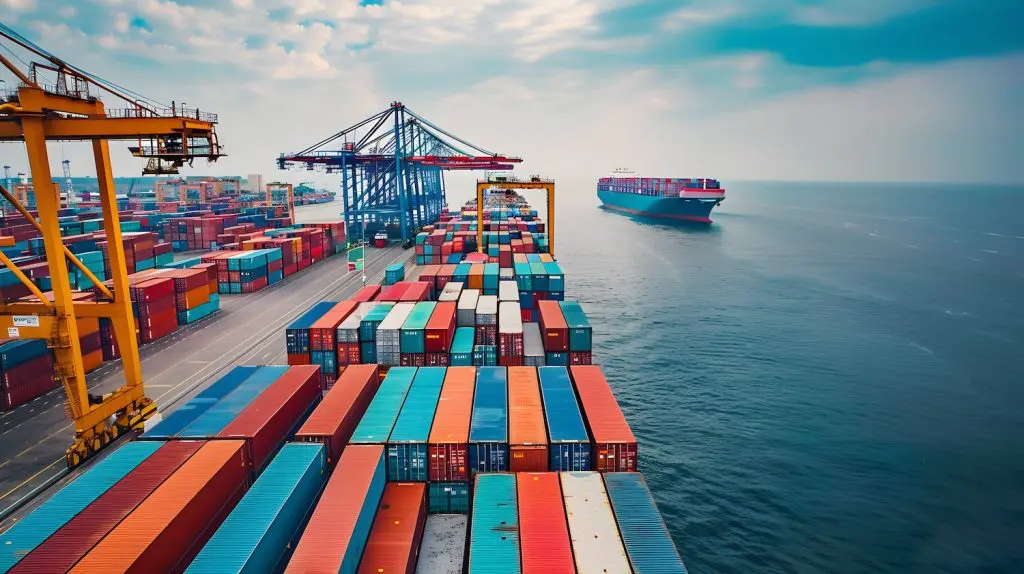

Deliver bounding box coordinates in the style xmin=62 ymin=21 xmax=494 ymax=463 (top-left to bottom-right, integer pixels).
xmin=0 ymin=24 xmax=223 ymax=467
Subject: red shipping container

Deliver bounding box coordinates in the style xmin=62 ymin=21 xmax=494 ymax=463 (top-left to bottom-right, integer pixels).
xmin=287 ymin=353 xmax=310 ymax=366
xmin=351 ymin=284 xmax=381 ymax=302
xmin=399 ymin=282 xmax=429 ymax=302
xmin=377 ymin=283 xmax=407 ymax=302
xmin=357 ymin=483 xmax=427 ymax=574
xmin=568 ymin=351 xmax=592 ymax=365
xmin=10 ymin=441 xmax=203 ymax=573
xmin=537 ymin=300 xmax=569 ymax=352
xmin=1 ymin=354 xmax=57 ymax=410
xmin=218 ymin=365 xmax=321 ymax=472
xmin=508 ymin=367 xmax=548 ymax=472
xmin=517 ymin=473 xmax=575 ymax=574
xmin=400 ymin=353 xmax=426 ymax=367
xmin=569 ymin=365 xmax=638 ymax=472
xmin=427 ymin=366 xmax=475 ymax=482
xmin=294 ymin=364 xmax=381 ymax=465
xmin=424 ymin=302 xmax=456 ymax=353
xmin=309 ymin=300 xmax=358 ymax=352
xmin=337 ymin=342 xmax=361 ymax=366
xmin=285 ymin=445 xmax=385 ymax=574
xmin=417 ymin=265 xmax=439 ymax=286
xmin=425 ymin=353 xmax=449 ymax=367
xmin=69 ymin=440 xmax=251 ymax=574
xmin=474 ymin=324 xmax=497 ymax=346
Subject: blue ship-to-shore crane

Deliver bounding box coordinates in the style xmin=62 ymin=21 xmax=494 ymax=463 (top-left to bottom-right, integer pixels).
xmin=276 ymin=101 xmax=522 ymax=242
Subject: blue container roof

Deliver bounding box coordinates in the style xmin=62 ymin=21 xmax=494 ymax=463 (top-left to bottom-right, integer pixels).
xmin=604 ymin=473 xmax=688 ymax=573
xmin=388 ymin=367 xmax=446 ymax=443
xmin=177 ymin=366 xmax=287 ymax=438
xmin=351 ymin=367 xmax=417 ymax=443
xmin=470 ymin=367 xmax=508 ymax=442
xmin=287 ymin=301 xmax=338 ymax=331
xmin=143 ymin=365 xmax=259 ymax=438
xmin=538 ymin=367 xmax=589 ymax=442
xmin=0 ymin=441 xmax=163 ymax=571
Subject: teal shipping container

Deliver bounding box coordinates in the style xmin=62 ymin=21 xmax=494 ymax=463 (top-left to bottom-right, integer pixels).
xmin=559 ymin=301 xmax=593 ymax=352
xmin=450 ymin=327 xmax=474 ymax=366
xmin=604 ymin=472 xmax=689 ymax=573
xmin=483 ymin=263 xmax=499 ymax=295
xmin=468 ymin=473 xmax=521 ymax=574
xmin=142 ymin=365 xmax=259 ymax=438
xmin=351 ymin=367 xmax=417 ymax=444
xmin=427 ymin=482 xmax=470 ymax=514
xmin=176 ymin=366 xmax=288 ymax=438
xmin=400 ymin=302 xmax=436 ymax=354
xmin=384 ymin=263 xmax=405 ymax=286
xmin=360 ymin=302 xmax=395 ymax=342
xmin=0 ymin=442 xmax=163 ymax=572
xmin=454 ymin=262 xmax=472 ymax=284
xmin=386 ymin=368 xmax=446 ymax=481
xmin=186 ymin=443 xmax=327 ymax=573
xmin=469 ymin=366 xmax=508 ymax=473
xmin=529 ymin=263 xmax=549 ymax=291
xmin=513 ymin=262 xmax=532 ymax=292
xmin=543 ymin=262 xmax=564 ymax=292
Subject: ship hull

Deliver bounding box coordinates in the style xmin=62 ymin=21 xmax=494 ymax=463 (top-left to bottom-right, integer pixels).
xmin=597 ymin=190 xmax=722 ymax=223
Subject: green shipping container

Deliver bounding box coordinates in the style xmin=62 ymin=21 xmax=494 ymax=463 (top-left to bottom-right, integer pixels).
xmin=351 ymin=367 xmax=417 ymax=444
xmin=559 ymin=301 xmax=592 ymax=352
xmin=450 ymin=327 xmax=475 ymax=366
xmin=400 ymin=302 xmax=435 ymax=354
xmin=468 ymin=474 xmax=521 ymax=573
xmin=428 ymin=482 xmax=470 ymax=513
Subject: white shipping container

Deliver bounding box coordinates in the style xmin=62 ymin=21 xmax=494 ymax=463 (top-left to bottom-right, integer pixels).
xmin=523 ymin=322 xmax=545 ymax=367
xmin=336 ymin=302 xmax=378 ymax=343
xmin=498 ymin=280 xmax=519 ymax=303
xmin=457 ymin=289 xmax=480 ymax=327
xmin=439 ymin=282 xmax=465 ymax=302
xmin=475 ymin=295 xmax=498 ymax=326
xmin=376 ymin=302 xmax=415 ymax=366
xmin=499 ymin=267 xmax=514 ymax=281
xmin=560 ymin=472 xmax=632 ymax=574
xmin=498 ymin=301 xmax=523 ymax=334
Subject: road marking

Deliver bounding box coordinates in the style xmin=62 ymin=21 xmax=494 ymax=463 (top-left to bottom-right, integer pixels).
xmin=0 ymin=459 xmax=62 ymax=502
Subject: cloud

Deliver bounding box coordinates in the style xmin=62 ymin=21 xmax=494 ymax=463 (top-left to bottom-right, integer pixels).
xmin=789 ymin=0 xmax=935 ymax=27
xmin=0 ymin=0 xmax=35 ymax=11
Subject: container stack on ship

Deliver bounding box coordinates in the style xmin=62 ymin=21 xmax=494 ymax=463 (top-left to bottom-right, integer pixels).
xmin=0 ymin=189 xmax=686 ymax=573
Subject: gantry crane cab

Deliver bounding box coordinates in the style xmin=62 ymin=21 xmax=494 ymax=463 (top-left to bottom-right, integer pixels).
xmin=0 ymin=24 xmax=223 ymax=468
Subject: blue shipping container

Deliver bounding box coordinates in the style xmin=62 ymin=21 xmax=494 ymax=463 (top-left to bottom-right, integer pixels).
xmin=468 ymin=473 xmax=520 ymax=574
xmin=177 ymin=366 xmax=288 ymax=438
xmin=538 ymin=366 xmax=591 ymax=471
xmin=351 ymin=367 xmax=417 ymax=444
xmin=142 ymin=366 xmax=259 ymax=438
xmin=186 ymin=443 xmax=327 ymax=573
xmin=469 ymin=366 xmax=508 ymax=473
xmin=386 ymin=367 xmax=446 ymax=481
xmin=0 ymin=442 xmax=163 ymax=571
xmin=286 ymin=301 xmax=337 ymax=354
xmin=604 ymin=473 xmax=689 ymax=573
xmin=427 ymin=482 xmax=470 ymax=514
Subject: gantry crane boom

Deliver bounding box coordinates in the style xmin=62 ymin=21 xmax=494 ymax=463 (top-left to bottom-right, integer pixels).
xmin=0 ymin=22 xmax=223 ymax=467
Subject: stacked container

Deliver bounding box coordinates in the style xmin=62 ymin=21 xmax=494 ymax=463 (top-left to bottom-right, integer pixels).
xmin=450 ymin=327 xmax=475 ymax=367
xmin=508 ymin=366 xmax=548 ymax=471
xmin=285 ymin=301 xmax=336 ymax=365
xmin=399 ymin=301 xmax=435 ymax=367
xmin=469 ymin=366 xmax=508 ymax=473
xmin=523 ymin=322 xmax=546 ymax=367
xmin=456 ymin=288 xmax=479 ymax=327
xmin=498 ymin=301 xmax=524 ymax=366
xmin=359 ymin=302 xmax=394 ymax=363
xmin=293 ymin=364 xmax=381 ymax=465
xmin=467 ymin=473 xmax=520 ymax=573
xmin=425 ymin=301 xmax=457 ymax=366
xmin=560 ymin=471 xmax=633 ymax=573
xmin=375 ymin=303 xmax=415 ymax=367
xmin=335 ymin=302 xmax=379 ymax=367
xmin=571 ymin=365 xmax=638 ymax=472
xmin=427 ymin=367 xmax=475 ymax=512
xmin=386 ymin=367 xmax=445 ymax=481
xmin=0 ymin=339 xmax=57 ymax=410
xmin=560 ymin=300 xmax=593 ymax=365
xmin=538 ymin=366 xmax=592 ymax=471
xmin=351 ymin=367 xmax=417 ymax=445
xmin=357 ymin=483 xmax=428 ymax=574
xmin=537 ymin=300 xmax=569 ymax=366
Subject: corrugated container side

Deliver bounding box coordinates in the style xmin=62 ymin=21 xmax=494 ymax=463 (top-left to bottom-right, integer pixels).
xmin=351 ymin=367 xmax=417 ymax=444
xmin=336 ymin=302 xmax=379 ymax=343
xmin=68 ymin=440 xmax=252 ymax=574
xmin=426 ymin=481 xmax=470 ymax=514
xmin=400 ymin=302 xmax=435 ymax=354
xmin=560 ymin=472 xmax=632 ymax=574
xmin=376 ymin=302 xmax=416 ymax=366
xmin=537 ymin=300 xmax=568 ymax=352
xmin=469 ymin=366 xmax=509 ymax=473
xmin=185 ymin=443 xmax=326 ymax=573
xmin=4 ymin=442 xmax=189 ymax=573
xmin=457 ymin=289 xmax=480 ymax=327
xmin=178 ymin=365 xmax=289 ymax=438
xmin=539 ymin=366 xmax=592 ymax=471
xmin=438 ymin=282 xmax=464 ymax=302
xmin=427 ymin=366 xmax=476 ymax=482
xmin=498 ymin=280 xmax=519 ymax=303
xmin=570 ymin=365 xmax=638 ymax=472
xmin=424 ymin=301 xmax=457 ymax=353
xmin=356 ymin=483 xmax=427 ymax=574
xmin=604 ymin=473 xmax=688 ymax=573
xmin=0 ymin=441 xmax=164 ymax=570
xmin=508 ymin=366 xmax=548 ymax=472
xmin=523 ymin=322 xmax=545 ymax=367
xmin=293 ymin=363 xmax=381 ymax=465
xmin=517 ymin=473 xmax=575 ymax=574
xmin=217 ymin=365 xmax=322 ymax=472
xmin=415 ymin=515 xmax=468 ymax=573
xmin=284 ymin=445 xmax=386 ymax=574
xmin=468 ymin=474 xmax=521 ymax=574
xmin=142 ymin=366 xmax=258 ymax=438
xmin=387 ymin=367 xmax=446 ymax=481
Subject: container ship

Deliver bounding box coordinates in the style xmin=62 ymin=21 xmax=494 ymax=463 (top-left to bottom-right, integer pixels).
xmin=597 ymin=168 xmax=726 ymax=223
xmin=0 ymin=188 xmax=688 ymax=574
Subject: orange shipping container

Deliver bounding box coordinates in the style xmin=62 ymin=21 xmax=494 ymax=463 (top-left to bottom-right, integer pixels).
xmin=309 ymin=300 xmax=358 ymax=352
xmin=569 ymin=365 xmax=638 ymax=472
xmin=184 ymin=285 xmax=209 ymax=309
xmin=508 ymin=367 xmax=548 ymax=471
xmin=69 ymin=440 xmax=250 ymax=574
xmin=357 ymin=483 xmax=428 ymax=574
xmin=427 ymin=366 xmax=476 ymax=482
xmin=467 ymin=263 xmax=484 ymax=290
xmin=517 ymin=473 xmax=575 ymax=574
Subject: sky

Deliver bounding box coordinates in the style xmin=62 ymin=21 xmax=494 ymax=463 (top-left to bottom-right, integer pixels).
xmin=1 ymin=0 xmax=1022 ymax=186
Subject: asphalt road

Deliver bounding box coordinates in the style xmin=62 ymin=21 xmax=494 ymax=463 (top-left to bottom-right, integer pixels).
xmin=0 ymin=201 xmax=410 ymax=517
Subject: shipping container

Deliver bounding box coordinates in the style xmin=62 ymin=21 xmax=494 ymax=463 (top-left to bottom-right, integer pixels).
xmin=603 ymin=472 xmax=688 ymax=573
xmin=508 ymin=366 xmax=548 ymax=471
xmin=427 ymin=366 xmax=476 ymax=482
xmin=351 ymin=367 xmax=417 ymax=444
xmin=0 ymin=441 xmax=164 ymax=572
xmin=570 ymin=365 xmax=638 ymax=472
xmin=285 ymin=445 xmax=386 ymax=574
xmin=387 ymin=367 xmax=446 ymax=481
xmin=10 ymin=441 xmax=203 ymax=573
xmin=498 ymin=301 xmax=524 ymax=362
xmin=69 ymin=440 xmax=251 ymax=574
xmin=469 ymin=366 xmax=508 ymax=473
xmin=437 ymin=281 xmax=463 ymax=302
xmin=357 ymin=483 xmax=427 ymax=574
xmin=426 ymin=481 xmax=470 ymax=514
xmin=560 ymin=472 xmax=632 ymax=574
xmin=450 ymin=327 xmax=475 ymax=366
xmin=141 ymin=366 xmax=259 ymax=438
xmin=543 ymin=262 xmax=565 ymax=292
xmin=294 ymin=363 xmax=381 ymax=465
xmin=375 ymin=302 xmax=416 ymax=366
xmin=415 ymin=515 xmax=468 ymax=572
xmin=186 ymin=443 xmax=327 ymax=573
xmin=217 ymin=365 xmax=321 ymax=472
xmin=425 ymin=301 xmax=457 ymax=353
xmin=350 ymin=284 xmax=381 ymax=302
xmin=523 ymin=323 xmax=545 ymax=367
xmin=476 ymin=295 xmax=498 ymax=325
xmin=400 ymin=301 xmax=436 ymax=354
xmin=537 ymin=300 xmax=568 ymax=352
xmin=176 ymin=366 xmax=289 ymax=438
xmin=517 ymin=473 xmax=575 ymax=574
xmin=538 ymin=366 xmax=591 ymax=471
xmin=309 ymin=300 xmax=358 ymax=353
xmin=360 ymin=302 xmax=395 ymax=341
xmin=498 ymin=280 xmax=519 ymax=303
xmin=286 ymin=301 xmax=336 ymax=355
xmin=467 ymin=473 xmax=520 ymax=574
xmin=559 ymin=301 xmax=593 ymax=352
xmin=456 ymin=289 xmax=479 ymax=327
xmin=336 ymin=302 xmax=380 ymax=344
